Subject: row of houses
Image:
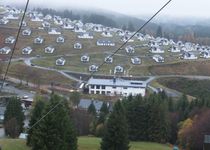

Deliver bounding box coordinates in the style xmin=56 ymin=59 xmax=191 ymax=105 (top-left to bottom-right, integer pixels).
xmin=1 ymin=7 xmax=153 ymax=45
xmin=55 ymin=57 xmax=126 ymax=73
xmin=2 ymin=5 xmax=210 ymax=53
xmin=1 ymin=6 xmax=210 ymax=63
xmin=55 ymin=54 xmax=142 ymax=66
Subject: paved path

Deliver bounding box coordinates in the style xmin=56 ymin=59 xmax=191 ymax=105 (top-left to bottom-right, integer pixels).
xmin=11 ymin=57 xmax=210 ymax=97
xmin=1 ymin=80 xmax=34 ymax=99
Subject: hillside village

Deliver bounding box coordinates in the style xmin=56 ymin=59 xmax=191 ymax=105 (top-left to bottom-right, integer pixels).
xmin=0 ymin=5 xmax=210 ymax=98
xmin=1 ymin=3 xmax=210 ymax=150
xmin=0 ymin=6 xmax=210 ymax=74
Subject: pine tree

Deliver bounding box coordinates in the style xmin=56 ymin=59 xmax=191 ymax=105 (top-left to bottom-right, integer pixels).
xmin=101 ymin=101 xmax=130 ymax=150
xmin=4 ymin=97 xmax=24 ymax=138
xmin=27 ymin=97 xmax=46 ymax=146
xmin=31 ymin=94 xmax=77 ymax=150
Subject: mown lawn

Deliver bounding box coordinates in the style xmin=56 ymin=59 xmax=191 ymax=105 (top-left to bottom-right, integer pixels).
xmin=0 ymin=139 xmax=30 ymax=150
xmin=0 ymin=137 xmax=171 ymax=150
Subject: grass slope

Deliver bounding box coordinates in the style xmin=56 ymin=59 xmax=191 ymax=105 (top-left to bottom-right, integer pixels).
xmin=0 ymin=137 xmax=171 ymax=150
xmin=0 ymin=139 xmax=30 ymax=150
xmin=79 ymin=137 xmax=171 ymax=150
xmin=157 ymin=77 xmax=210 ymax=98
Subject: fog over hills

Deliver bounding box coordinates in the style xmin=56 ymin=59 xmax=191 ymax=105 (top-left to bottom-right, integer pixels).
xmin=3 ymin=0 xmax=210 ymax=42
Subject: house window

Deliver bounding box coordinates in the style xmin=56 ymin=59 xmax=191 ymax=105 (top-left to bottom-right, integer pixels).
xmin=96 ymin=85 xmax=100 ymax=89
xmin=102 ymin=85 xmax=106 ymax=89
xmin=123 ymin=87 xmax=128 ymax=89
xmin=102 ymin=91 xmax=105 ymax=95
xmin=90 ymin=91 xmax=94 ymax=94
xmin=91 ymin=85 xmax=95 ymax=89
xmin=113 ymin=86 xmax=116 ymax=89
xmin=107 ymin=91 xmax=111 ymax=94
xmin=96 ymin=91 xmax=100 ymax=94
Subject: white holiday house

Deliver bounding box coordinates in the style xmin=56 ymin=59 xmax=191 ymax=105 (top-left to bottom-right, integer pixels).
xmin=89 ymin=65 xmax=99 ymax=72
xmin=5 ymin=36 xmax=15 ymax=44
xmin=45 ymin=46 xmax=55 ymax=54
xmin=22 ymin=28 xmax=32 ymax=36
xmin=131 ymin=57 xmax=141 ymax=65
xmin=81 ymin=54 xmax=90 ymax=63
xmin=0 ymin=47 xmax=11 ymax=54
xmin=22 ymin=47 xmax=33 ymax=55
xmin=114 ymin=65 xmax=124 ymax=74
xmin=56 ymin=36 xmax=65 ymax=43
xmin=74 ymin=42 xmax=82 ymax=49
xmin=96 ymin=39 xmax=115 ymax=46
xmin=150 ymin=46 xmax=164 ymax=54
xmin=78 ymin=32 xmax=94 ymax=39
xmin=48 ymin=28 xmax=61 ymax=35
xmin=104 ymin=56 xmax=113 ymax=64
xmin=34 ymin=36 xmax=44 ymax=44
xmin=56 ymin=57 xmax=66 ymax=66
xmin=152 ymin=55 xmax=165 ymax=63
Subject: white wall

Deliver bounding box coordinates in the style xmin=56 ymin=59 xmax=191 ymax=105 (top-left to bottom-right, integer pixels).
xmin=89 ymin=85 xmax=146 ymax=97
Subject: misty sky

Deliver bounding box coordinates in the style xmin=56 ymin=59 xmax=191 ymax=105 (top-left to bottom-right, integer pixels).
xmin=1 ymin=0 xmax=210 ymax=18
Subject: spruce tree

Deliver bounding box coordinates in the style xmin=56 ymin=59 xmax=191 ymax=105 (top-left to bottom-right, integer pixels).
xmin=88 ymin=101 xmax=96 ymax=116
xmin=101 ymin=101 xmax=130 ymax=150
xmin=97 ymin=102 xmax=109 ymax=125
xmin=177 ymin=94 xmax=189 ymax=121
xmin=88 ymin=101 xmax=97 ymax=134
xmin=31 ymin=94 xmax=77 ymax=150
xmin=125 ymin=96 xmax=148 ymax=141
xmin=27 ymin=97 xmax=46 ymax=146
xmin=147 ymin=95 xmax=170 ymax=143
xmin=4 ymin=97 xmax=24 ymax=138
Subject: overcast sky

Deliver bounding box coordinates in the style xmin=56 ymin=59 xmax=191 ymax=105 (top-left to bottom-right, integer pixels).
xmin=1 ymin=0 xmax=210 ymax=18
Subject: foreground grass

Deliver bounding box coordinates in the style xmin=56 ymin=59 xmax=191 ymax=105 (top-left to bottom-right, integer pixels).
xmin=0 ymin=137 xmax=171 ymax=150
xmin=78 ymin=137 xmax=171 ymax=150
xmin=0 ymin=139 xmax=30 ymax=150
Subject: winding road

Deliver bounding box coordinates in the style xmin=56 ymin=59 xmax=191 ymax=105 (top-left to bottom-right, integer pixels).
xmin=9 ymin=56 xmax=210 ymax=97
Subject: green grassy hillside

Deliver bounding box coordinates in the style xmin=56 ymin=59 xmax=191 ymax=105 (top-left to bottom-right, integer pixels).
xmin=0 ymin=137 xmax=171 ymax=150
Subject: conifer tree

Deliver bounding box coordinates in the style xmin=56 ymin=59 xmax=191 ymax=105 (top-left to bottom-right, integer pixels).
xmin=88 ymin=101 xmax=96 ymax=116
xmin=101 ymin=101 xmax=130 ymax=150
xmin=27 ymin=97 xmax=46 ymax=146
xmin=31 ymin=94 xmax=77 ymax=150
xmin=97 ymin=102 xmax=109 ymax=125
xmin=4 ymin=97 xmax=24 ymax=138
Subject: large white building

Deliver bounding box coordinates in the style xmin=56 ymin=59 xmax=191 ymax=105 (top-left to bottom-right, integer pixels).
xmin=87 ymin=77 xmax=147 ymax=97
